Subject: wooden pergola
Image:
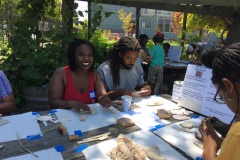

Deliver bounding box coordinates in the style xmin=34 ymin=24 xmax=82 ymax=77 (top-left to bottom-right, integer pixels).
xmin=82 ymin=0 xmax=240 ymax=45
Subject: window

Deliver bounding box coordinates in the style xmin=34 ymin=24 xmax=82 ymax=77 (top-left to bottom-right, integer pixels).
xmin=110 ymin=5 xmax=115 ymax=12
xmin=165 ymin=24 xmax=170 ymax=32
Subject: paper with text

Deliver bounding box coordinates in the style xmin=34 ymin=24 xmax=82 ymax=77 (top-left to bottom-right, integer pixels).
xmin=178 ymin=64 xmax=234 ymax=123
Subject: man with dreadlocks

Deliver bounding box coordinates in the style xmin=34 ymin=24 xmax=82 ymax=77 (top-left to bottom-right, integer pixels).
xmin=97 ymin=36 xmax=151 ymax=100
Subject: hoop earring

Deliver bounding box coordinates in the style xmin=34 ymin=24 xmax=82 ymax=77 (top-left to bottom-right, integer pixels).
xmin=225 ymin=91 xmax=237 ymax=101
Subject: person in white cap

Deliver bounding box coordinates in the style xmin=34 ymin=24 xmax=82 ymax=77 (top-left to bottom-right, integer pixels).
xmin=186 ymin=42 xmax=215 ymax=65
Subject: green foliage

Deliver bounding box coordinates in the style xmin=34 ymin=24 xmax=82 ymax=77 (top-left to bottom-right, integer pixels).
xmin=89 ymin=2 xmax=114 ymax=39
xmin=118 ymin=8 xmax=133 ymax=34
xmin=187 ymin=14 xmax=228 ymax=37
xmin=1 ymin=0 xmax=64 ymax=107
xmin=146 ymin=40 xmax=154 ymax=53
xmin=90 ymin=29 xmax=115 ymax=68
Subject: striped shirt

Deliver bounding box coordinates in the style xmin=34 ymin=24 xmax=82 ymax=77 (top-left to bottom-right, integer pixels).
xmin=0 ymin=70 xmax=13 ymax=102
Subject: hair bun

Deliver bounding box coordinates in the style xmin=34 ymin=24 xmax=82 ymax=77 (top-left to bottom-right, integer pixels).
xmin=201 ymin=47 xmax=222 ymax=69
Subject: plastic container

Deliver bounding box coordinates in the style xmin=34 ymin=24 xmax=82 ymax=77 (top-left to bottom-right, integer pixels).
xmin=172 ymin=81 xmax=184 ymax=103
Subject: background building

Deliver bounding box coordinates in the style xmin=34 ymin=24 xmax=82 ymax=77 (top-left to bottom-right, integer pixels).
xmin=92 ymin=4 xmax=177 ymax=40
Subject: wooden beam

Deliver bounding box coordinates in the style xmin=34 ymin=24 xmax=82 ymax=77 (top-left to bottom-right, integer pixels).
xmin=120 ymin=0 xmax=240 ymax=8
xmin=96 ymin=0 xmax=236 ymax=17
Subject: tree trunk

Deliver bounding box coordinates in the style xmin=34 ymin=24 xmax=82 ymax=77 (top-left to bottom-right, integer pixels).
xmin=181 ymin=12 xmax=187 ymax=47
xmin=62 ymin=0 xmax=68 ymax=52
xmin=225 ymin=12 xmax=240 ymax=46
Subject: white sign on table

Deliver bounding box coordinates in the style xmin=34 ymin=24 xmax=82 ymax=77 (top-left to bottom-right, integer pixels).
xmin=178 ymin=64 xmax=234 ymax=123
xmin=168 ymin=46 xmax=182 ymax=62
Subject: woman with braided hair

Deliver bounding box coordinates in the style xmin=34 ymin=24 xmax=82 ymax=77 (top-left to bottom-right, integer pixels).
xmin=48 ymin=39 xmax=112 ymax=113
xmin=195 ymin=43 xmax=240 ymax=160
xmin=97 ymin=36 xmax=151 ymax=100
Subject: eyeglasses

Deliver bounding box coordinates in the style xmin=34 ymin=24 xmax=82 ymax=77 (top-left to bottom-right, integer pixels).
xmin=213 ymin=84 xmax=225 ymax=104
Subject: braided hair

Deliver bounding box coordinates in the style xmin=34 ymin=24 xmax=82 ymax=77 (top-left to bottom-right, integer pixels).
xmin=66 ymin=39 xmax=96 ymax=72
xmin=201 ymin=43 xmax=240 ymax=84
xmin=106 ymin=36 xmax=141 ymax=87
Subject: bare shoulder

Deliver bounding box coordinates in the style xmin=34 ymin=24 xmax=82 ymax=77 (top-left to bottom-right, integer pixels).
xmin=92 ymin=70 xmax=99 ymax=78
xmin=54 ymin=67 xmax=66 ymax=75
xmin=50 ymin=67 xmax=66 ymax=81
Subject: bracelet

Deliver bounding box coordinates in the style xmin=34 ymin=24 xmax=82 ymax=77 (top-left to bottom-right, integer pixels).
xmin=64 ymin=101 xmax=71 ymax=109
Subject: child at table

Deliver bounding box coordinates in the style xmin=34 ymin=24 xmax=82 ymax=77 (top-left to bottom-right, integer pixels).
xmin=147 ymin=33 xmax=165 ymax=95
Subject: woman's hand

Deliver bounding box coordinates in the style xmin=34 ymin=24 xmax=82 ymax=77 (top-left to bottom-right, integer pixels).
xmin=195 ymin=117 xmax=223 ymax=159
xmin=98 ymin=95 xmax=112 ymax=108
xmin=67 ymin=101 xmax=91 ymax=114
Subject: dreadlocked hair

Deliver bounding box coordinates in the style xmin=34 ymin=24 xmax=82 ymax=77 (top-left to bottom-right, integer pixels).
xmin=66 ymin=39 xmax=96 ymax=72
xmin=106 ymin=36 xmax=141 ymax=87
xmin=201 ymin=43 xmax=240 ymax=84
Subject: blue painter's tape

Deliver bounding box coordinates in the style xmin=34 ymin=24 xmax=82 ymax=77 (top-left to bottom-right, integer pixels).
xmin=74 ymin=144 xmax=88 ymax=153
xmin=48 ymin=110 xmax=57 ymax=113
xmin=149 ymin=127 xmax=158 ymax=132
xmin=32 ymin=112 xmax=39 ymax=115
xmin=195 ymin=156 xmax=203 ymax=160
xmin=191 ymin=115 xmax=200 ymax=119
xmin=54 ymin=145 xmax=65 ymax=152
xmin=26 ymin=134 xmax=41 ymax=140
xmin=152 ymin=112 xmax=157 ymax=115
xmin=155 ymin=125 xmax=164 ymax=129
xmin=74 ymin=130 xmax=83 ymax=137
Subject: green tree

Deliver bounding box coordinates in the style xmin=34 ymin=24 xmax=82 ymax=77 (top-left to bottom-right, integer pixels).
xmin=118 ymin=8 xmax=133 ymax=35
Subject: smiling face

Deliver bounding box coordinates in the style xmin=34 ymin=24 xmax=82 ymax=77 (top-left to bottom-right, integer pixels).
xmin=119 ymin=50 xmax=138 ymax=70
xmin=74 ymin=44 xmax=94 ymax=71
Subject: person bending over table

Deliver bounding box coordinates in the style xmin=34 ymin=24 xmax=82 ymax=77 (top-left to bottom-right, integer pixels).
xmin=97 ymin=36 xmax=151 ymax=100
xmin=195 ymin=43 xmax=240 ymax=160
xmin=48 ymin=39 xmax=112 ymax=113
xmin=0 ymin=70 xmax=16 ymax=116
xmin=186 ymin=42 xmax=215 ymax=65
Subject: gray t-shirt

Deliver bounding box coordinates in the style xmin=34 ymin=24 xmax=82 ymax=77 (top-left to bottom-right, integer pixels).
xmin=97 ymin=61 xmax=145 ymax=91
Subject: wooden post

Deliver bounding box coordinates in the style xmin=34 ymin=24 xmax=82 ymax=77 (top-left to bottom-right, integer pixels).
xmin=136 ymin=7 xmax=140 ymax=39
xmin=225 ymin=12 xmax=240 ymax=46
xmin=62 ymin=0 xmax=67 ymax=52
xmin=181 ymin=12 xmax=187 ymax=47
xmin=88 ymin=0 xmax=92 ymax=40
